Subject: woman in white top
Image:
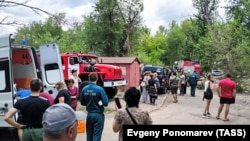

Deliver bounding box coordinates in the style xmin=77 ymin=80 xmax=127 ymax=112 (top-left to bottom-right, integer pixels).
xmin=141 ymin=71 xmax=151 ymax=103
xmin=202 ymin=74 xmax=214 ymax=118
xmin=69 ymin=69 xmax=82 ymax=88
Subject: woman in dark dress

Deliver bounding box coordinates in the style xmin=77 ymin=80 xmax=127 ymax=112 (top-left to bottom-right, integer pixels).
xmin=148 ymin=73 xmax=158 ymax=105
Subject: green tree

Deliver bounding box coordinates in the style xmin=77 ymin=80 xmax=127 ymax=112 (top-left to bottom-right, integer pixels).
xmin=117 ymin=0 xmax=143 ymax=56
xmin=161 ymin=21 xmax=186 ymax=66
xmin=15 ymin=13 xmax=65 ymax=48
xmin=134 ymin=31 xmax=166 ymax=66
xmin=82 ymin=0 xmax=125 ymax=56
xmin=15 ymin=13 xmax=86 ymax=53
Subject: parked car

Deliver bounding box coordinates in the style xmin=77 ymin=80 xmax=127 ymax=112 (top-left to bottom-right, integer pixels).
xmin=211 ymin=70 xmax=224 ymax=76
xmin=140 ymin=65 xmax=169 ymax=94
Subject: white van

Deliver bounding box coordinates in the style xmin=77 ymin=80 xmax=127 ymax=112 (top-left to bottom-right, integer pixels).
xmin=0 ymin=34 xmax=64 ymax=129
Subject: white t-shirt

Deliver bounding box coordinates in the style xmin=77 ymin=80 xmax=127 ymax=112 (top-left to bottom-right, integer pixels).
xmin=69 ymin=75 xmax=79 ymax=88
xmin=204 ymin=80 xmax=210 ymax=92
xmin=180 ymin=74 xmax=185 ymax=84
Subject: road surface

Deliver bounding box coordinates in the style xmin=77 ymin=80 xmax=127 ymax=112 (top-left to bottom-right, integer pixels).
xmin=76 ymin=87 xmax=250 ymax=141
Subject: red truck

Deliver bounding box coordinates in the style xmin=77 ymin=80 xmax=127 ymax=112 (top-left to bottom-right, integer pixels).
xmin=61 ymin=52 xmax=128 ymax=98
xmin=175 ymin=59 xmax=201 ymax=77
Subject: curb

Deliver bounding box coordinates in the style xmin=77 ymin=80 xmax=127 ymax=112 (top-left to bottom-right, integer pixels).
xmin=149 ymin=93 xmax=169 ymax=113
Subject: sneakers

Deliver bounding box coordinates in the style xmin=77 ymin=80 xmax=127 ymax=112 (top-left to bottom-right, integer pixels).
xmin=202 ymin=112 xmax=211 ymax=118
xmin=206 ymin=112 xmax=211 ymax=117
xmin=202 ymin=114 xmax=207 ymax=118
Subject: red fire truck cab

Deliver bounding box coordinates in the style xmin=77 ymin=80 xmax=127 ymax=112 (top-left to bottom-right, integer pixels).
xmin=61 ymin=52 xmax=127 ymax=98
xmin=176 ymin=59 xmax=201 ymax=77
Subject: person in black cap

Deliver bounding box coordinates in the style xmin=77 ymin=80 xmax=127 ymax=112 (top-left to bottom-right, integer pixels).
xmin=42 ymin=103 xmax=85 ymax=141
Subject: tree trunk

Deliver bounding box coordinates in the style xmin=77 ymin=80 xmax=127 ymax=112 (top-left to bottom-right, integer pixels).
xmin=124 ymin=27 xmax=132 ymax=56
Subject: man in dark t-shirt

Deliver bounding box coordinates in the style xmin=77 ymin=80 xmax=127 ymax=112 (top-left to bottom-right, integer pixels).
xmin=4 ymin=78 xmax=50 ymax=141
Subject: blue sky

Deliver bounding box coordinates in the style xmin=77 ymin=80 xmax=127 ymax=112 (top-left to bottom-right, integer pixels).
xmin=0 ymin=0 xmax=226 ymax=35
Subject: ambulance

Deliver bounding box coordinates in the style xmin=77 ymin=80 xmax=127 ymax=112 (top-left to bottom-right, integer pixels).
xmin=0 ymin=34 xmax=64 ymax=130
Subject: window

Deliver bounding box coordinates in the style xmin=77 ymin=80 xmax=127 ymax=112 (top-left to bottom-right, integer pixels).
xmin=45 ymin=63 xmax=61 ymax=84
xmin=0 ymin=60 xmax=11 ymax=92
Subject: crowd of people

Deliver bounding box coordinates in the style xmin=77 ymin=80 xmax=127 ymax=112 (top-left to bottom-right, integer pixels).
xmin=3 ymin=66 xmax=237 ymax=141
xmin=140 ymin=67 xmax=237 ymax=121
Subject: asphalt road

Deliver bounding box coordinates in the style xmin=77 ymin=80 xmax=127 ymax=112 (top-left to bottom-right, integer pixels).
xmin=76 ymin=87 xmax=250 ymax=141
xmin=2 ymin=86 xmax=248 ymax=141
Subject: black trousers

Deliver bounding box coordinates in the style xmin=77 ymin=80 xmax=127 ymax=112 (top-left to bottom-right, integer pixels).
xmin=150 ymin=95 xmax=157 ymax=104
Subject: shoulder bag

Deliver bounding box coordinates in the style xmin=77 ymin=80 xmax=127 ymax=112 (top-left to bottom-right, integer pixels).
xmin=203 ymin=81 xmax=213 ymax=100
xmin=125 ymin=108 xmax=138 ymax=125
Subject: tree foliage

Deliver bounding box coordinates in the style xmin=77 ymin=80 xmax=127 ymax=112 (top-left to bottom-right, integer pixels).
xmin=82 ymin=0 xmax=125 ymax=56
xmin=3 ymin=0 xmax=250 ymax=90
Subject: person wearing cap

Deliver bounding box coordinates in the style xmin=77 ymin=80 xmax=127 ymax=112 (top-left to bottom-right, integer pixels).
xmin=4 ymin=78 xmax=50 ymax=141
xmin=42 ymin=103 xmax=85 ymax=141
xmin=80 ymin=72 xmax=109 ymax=141
xmin=69 ymin=69 xmax=82 ymax=88
xmin=54 ymin=81 xmax=72 ymax=107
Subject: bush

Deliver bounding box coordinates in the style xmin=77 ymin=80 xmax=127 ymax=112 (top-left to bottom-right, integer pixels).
xmin=236 ymin=85 xmax=244 ymax=93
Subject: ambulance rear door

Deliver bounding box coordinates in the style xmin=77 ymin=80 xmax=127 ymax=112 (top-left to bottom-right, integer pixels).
xmin=39 ymin=43 xmax=64 ymax=98
xmin=0 ymin=34 xmax=15 ymax=127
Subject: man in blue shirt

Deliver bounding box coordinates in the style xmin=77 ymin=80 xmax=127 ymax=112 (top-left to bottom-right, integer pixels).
xmin=188 ymin=71 xmax=199 ymax=97
xmin=80 ymin=72 xmax=109 ymax=141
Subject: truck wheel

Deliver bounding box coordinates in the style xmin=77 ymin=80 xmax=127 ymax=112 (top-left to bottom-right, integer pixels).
xmin=104 ymin=87 xmax=118 ymax=99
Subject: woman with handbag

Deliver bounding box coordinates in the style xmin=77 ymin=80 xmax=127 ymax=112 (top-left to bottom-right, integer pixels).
xmin=112 ymin=87 xmax=153 ymax=141
xmin=202 ymin=74 xmax=214 ymax=118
